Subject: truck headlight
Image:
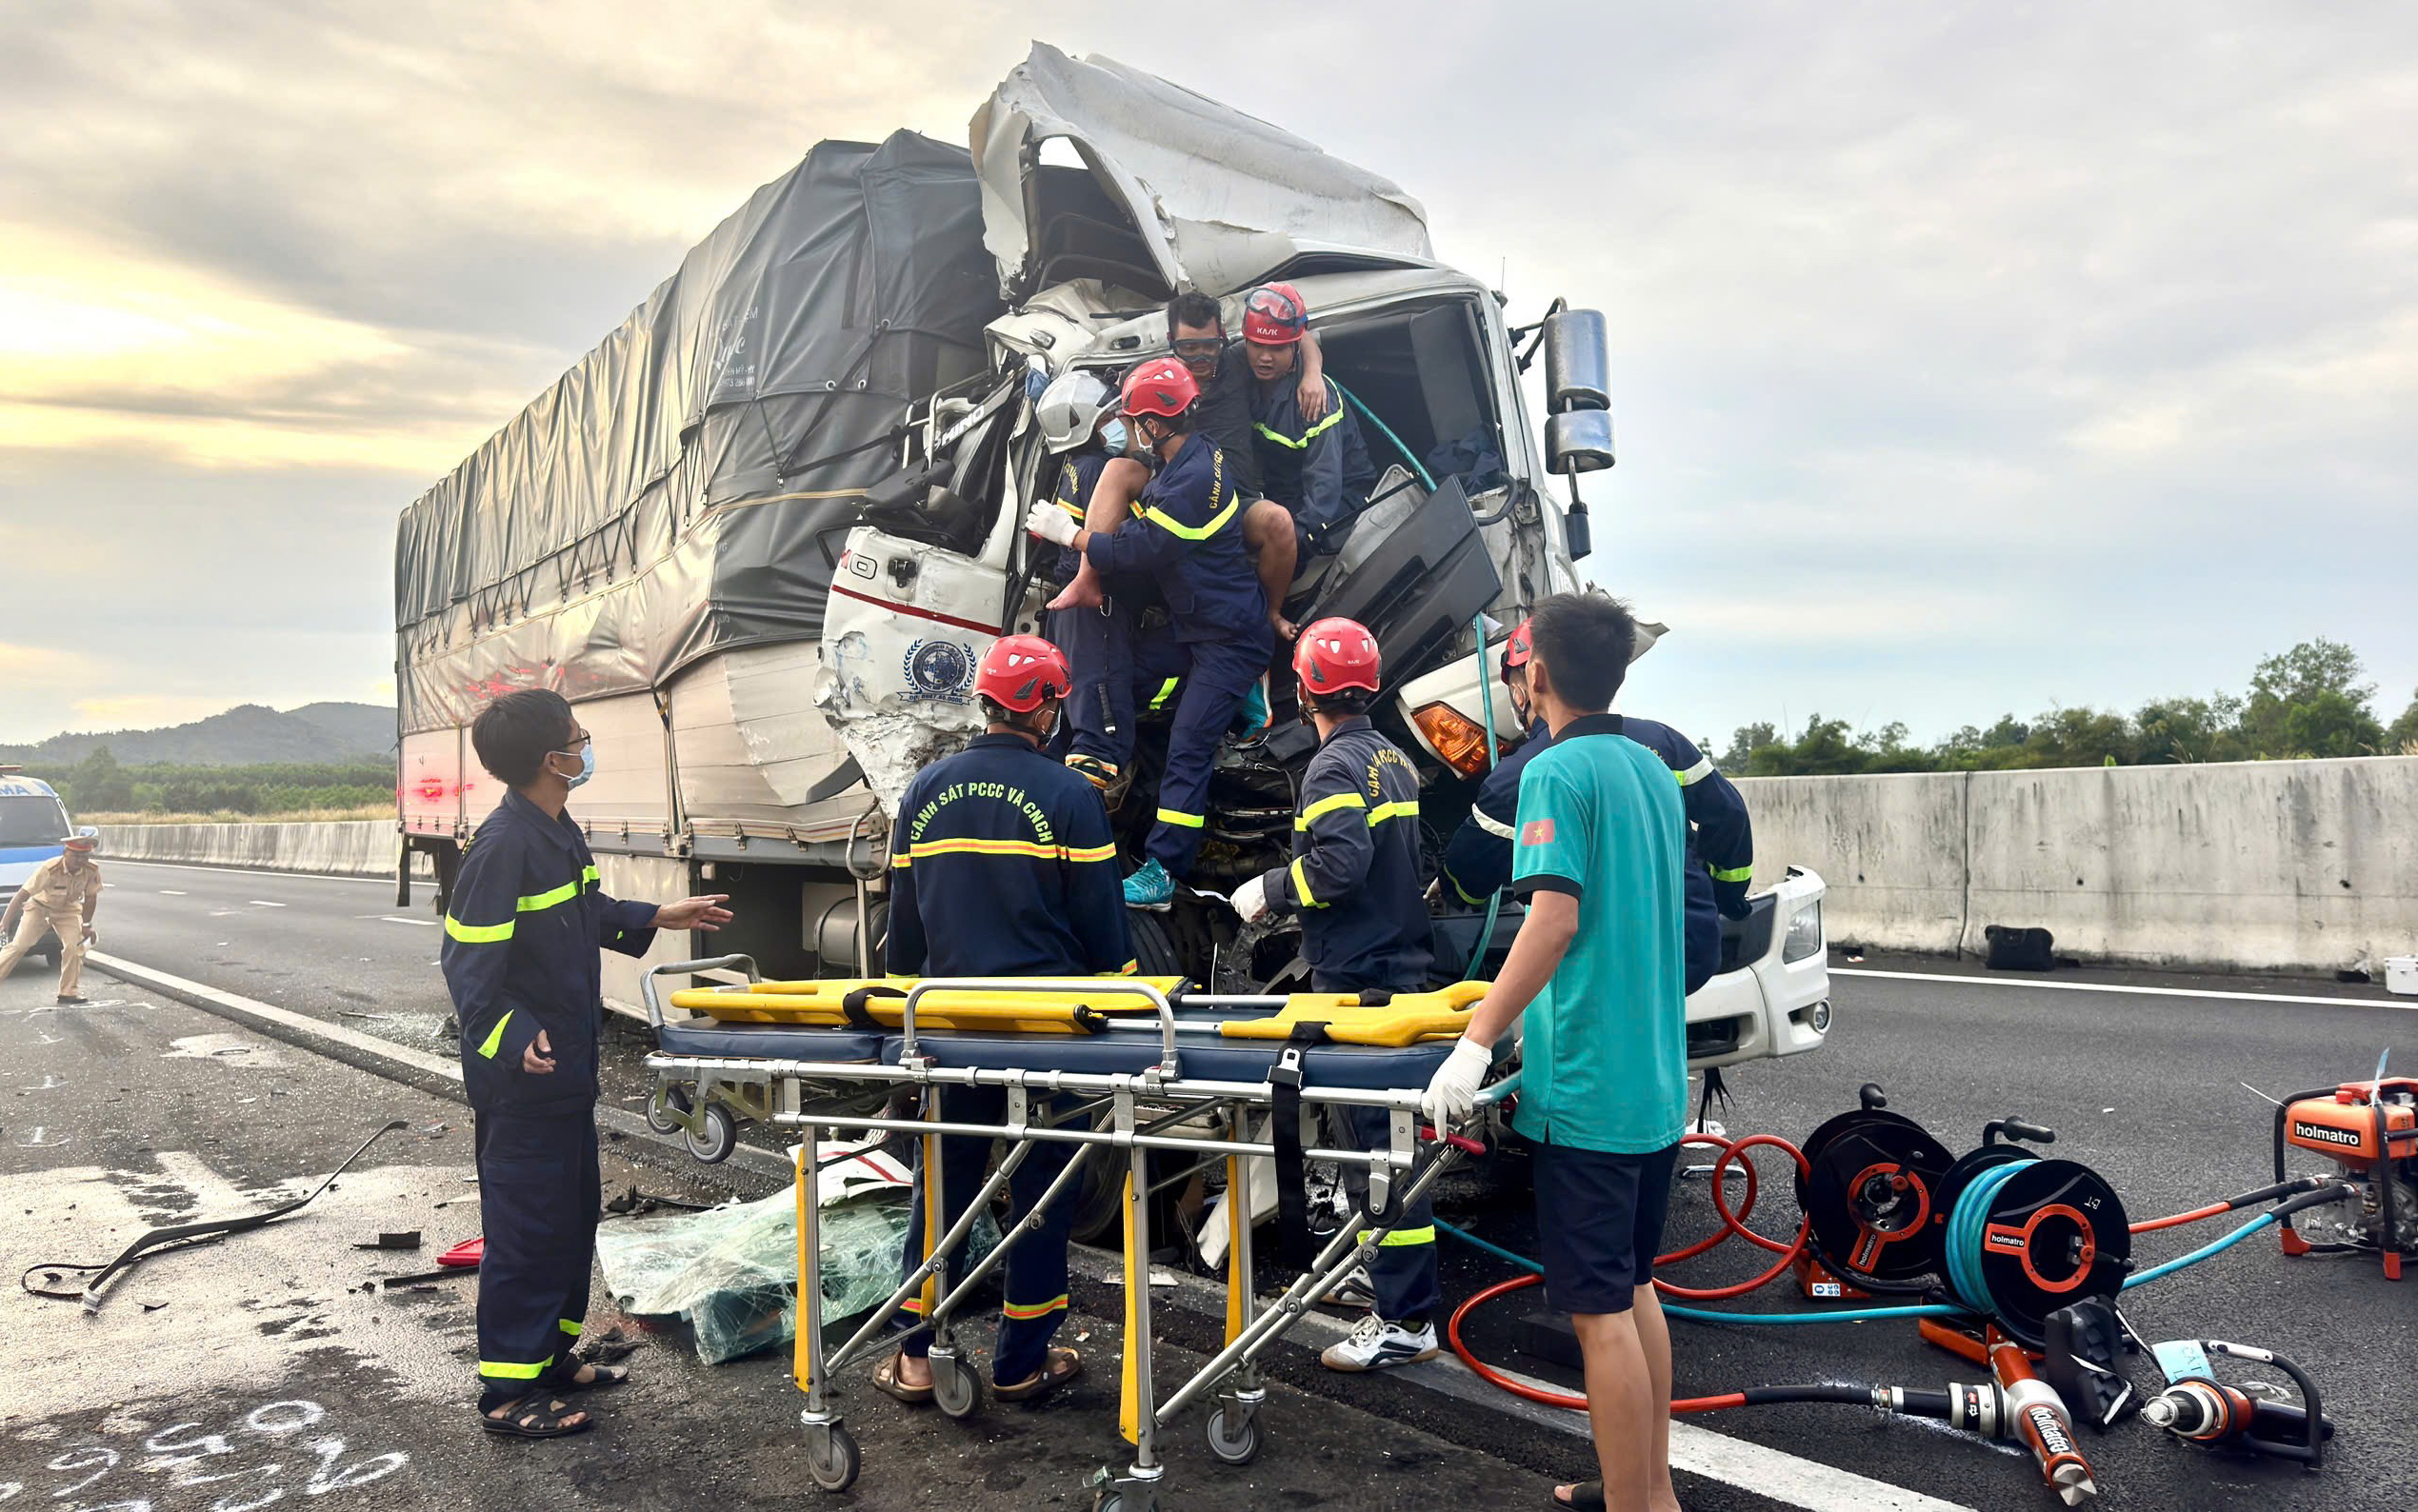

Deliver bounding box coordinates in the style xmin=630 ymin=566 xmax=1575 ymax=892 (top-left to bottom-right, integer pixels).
xmin=1782 ymin=901 xmax=1822 ymax=964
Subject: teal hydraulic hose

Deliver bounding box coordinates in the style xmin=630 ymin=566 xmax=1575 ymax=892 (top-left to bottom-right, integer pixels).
xmin=1943 ymin=1159 xmax=2032 ymax=1315
xmin=1335 ymin=381 xmax=1435 ymax=491
xmin=2121 ymin=1210 xmax=2281 ymax=1290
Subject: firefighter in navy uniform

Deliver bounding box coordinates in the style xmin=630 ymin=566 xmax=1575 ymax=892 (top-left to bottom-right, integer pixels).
xmin=1025 ymin=358 xmax=1275 ymax=908
xmin=1440 ymin=617 xmax=1754 ymax=993
xmin=874 ymin=635 xmax=1131 ymax=1408
xmin=1227 ymin=618 xmax=1444 ymax=1372
xmin=440 ymin=689 xmax=734 ymax=1439
xmin=1242 ymin=285 xmax=1378 ymax=561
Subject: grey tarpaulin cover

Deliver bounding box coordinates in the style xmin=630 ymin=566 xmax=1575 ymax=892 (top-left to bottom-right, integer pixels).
xmin=392 ymin=130 xmax=1002 ymax=733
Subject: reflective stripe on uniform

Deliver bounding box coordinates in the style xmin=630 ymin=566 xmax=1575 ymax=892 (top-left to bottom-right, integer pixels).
xmin=1133 ymin=497 xmax=1240 ymax=541
xmin=1065 ymin=842 xmax=1118 ymax=863
xmin=1001 ymin=1293 xmax=1069 ymax=1321
xmin=1469 ymin=806 xmax=1517 ymax=840
xmin=1366 ymin=800 xmax=1419 ymax=826
xmin=909 ymin=837 xmax=1115 ymax=865
xmin=891 ymin=852 xmax=912 ymax=868
xmin=1253 ymin=407 xmax=1344 ymax=451
xmin=445 ymin=915 xmax=513 ymax=944
xmin=1156 ymin=808 xmax=1205 ymax=829
xmin=479 ymin=1355 xmax=553 ymax=1380
xmin=518 ymin=879 xmax=580 ymax=913
xmin=1709 ymin=863 xmax=1753 ymax=883
xmin=1674 ymin=756 xmax=1715 ymax=786
xmin=1448 ymin=873 xmax=1489 ymax=906
xmin=1147 ymin=676 xmax=1182 ymax=712
xmin=1357 ymin=1225 xmax=1435 ymax=1247
xmin=1117 ymin=959 xmax=1139 ymax=975
xmin=476 ymin=1009 xmax=514 ymax=1060
xmin=1296 ymin=790 xmax=1368 ymax=828
xmin=560 ymin=1320 xmax=583 ymax=1337
xmin=1290 ymin=856 xmax=1319 ymax=908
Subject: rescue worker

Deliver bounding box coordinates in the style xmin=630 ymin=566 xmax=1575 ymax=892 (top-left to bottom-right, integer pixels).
xmin=0 ymin=826 xmax=103 ymax=1005
xmin=874 ymin=635 xmax=1129 ymax=1408
xmin=1243 ymin=285 xmax=1378 ymax=561
xmin=1227 ymin=619 xmax=1442 ymax=1371
xmin=1033 ymin=369 xmax=1156 ymax=791
xmin=1439 ymin=617 xmax=1754 ymax=995
xmin=1025 ymin=360 xmax=1274 ymax=908
xmin=440 ymin=689 xmax=734 ymax=1440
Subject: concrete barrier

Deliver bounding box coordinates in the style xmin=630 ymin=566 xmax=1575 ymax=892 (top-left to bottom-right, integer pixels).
xmin=1739 ymin=755 xmax=2418 ymax=975
xmin=97 ymin=820 xmax=429 ymax=880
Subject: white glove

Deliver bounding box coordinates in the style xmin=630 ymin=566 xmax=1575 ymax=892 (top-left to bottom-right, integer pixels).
xmin=1229 ymin=874 xmax=1271 ymax=925
xmin=1420 ymin=1037 xmax=1492 ymax=1130
xmin=1024 ymin=500 xmax=1079 ymax=547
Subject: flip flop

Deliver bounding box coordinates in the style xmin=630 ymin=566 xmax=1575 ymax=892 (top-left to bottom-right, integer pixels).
xmin=1549 ymin=1483 xmax=1603 ymax=1510
xmin=871 ymin=1350 xmax=935 ymax=1405
xmin=480 ymin=1393 xmax=592 ymax=1439
xmin=993 ymin=1346 xmax=1083 ymax=1403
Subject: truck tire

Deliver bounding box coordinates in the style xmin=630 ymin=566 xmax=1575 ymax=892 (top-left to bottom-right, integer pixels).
xmin=40 ymin=942 xmax=62 ymax=969
xmin=1127 ymin=909 xmax=1183 ymax=977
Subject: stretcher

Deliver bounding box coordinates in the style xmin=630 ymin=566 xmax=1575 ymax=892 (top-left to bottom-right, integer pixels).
xmin=640 ymin=957 xmax=1508 ymax=1510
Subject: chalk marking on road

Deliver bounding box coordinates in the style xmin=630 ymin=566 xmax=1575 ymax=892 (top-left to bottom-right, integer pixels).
xmin=103 ymin=859 xmax=395 ymax=886
xmin=85 ymin=952 xmax=462 ymax=1086
xmin=247 ymin=900 xmax=287 ymax=908
xmin=1834 ymin=966 xmax=2414 ymax=1011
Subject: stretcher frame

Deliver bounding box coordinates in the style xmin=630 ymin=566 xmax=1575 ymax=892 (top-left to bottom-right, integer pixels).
xmin=640 ymin=959 xmax=1498 ymax=1510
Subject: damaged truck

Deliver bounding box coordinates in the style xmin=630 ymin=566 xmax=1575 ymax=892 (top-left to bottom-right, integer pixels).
xmin=394 ymin=45 xmax=1829 ymax=1080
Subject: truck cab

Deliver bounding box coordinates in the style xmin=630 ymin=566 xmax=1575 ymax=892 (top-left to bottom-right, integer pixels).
xmin=0 ymin=768 xmax=73 ymax=967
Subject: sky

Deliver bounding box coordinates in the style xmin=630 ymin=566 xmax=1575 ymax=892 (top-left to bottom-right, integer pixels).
xmin=2 ymin=1 xmax=2413 ymax=748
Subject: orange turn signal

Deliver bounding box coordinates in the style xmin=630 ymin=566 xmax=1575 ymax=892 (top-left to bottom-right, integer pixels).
xmin=1411 ymin=702 xmax=1511 ymax=778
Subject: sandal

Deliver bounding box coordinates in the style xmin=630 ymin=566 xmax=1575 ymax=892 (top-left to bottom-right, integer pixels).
xmin=1549 ymin=1483 xmax=1603 ymax=1511
xmin=871 ymin=1350 xmax=935 ymax=1405
xmin=993 ymin=1346 xmax=1083 ymax=1403
xmin=545 ymin=1358 xmax=629 ymax=1392
xmin=480 ymin=1393 xmax=592 ymax=1439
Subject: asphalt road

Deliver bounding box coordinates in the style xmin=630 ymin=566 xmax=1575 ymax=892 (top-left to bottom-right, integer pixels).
xmin=35 ymin=858 xmax=2418 ymax=1511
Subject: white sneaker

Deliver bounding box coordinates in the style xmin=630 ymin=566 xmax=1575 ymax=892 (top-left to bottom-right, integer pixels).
xmin=1320 ymin=1263 xmax=1376 ymax=1310
xmin=1320 ymin=1313 xmax=1439 ymax=1373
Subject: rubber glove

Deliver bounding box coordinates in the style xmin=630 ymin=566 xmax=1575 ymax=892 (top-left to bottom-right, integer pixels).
xmin=1025 ymin=500 xmax=1078 ymax=547
xmin=1229 ymin=874 xmax=1270 ymax=925
xmin=1420 ymin=1037 xmax=1492 ymax=1129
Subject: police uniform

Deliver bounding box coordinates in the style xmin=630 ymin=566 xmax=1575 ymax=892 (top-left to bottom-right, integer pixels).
xmin=1443 ymin=715 xmax=1749 ymax=993
xmin=1254 ymin=715 xmax=1439 ymax=1323
xmin=440 ymin=790 xmax=658 ymax=1404
xmin=1251 ymin=373 xmax=1376 ymax=555
xmin=1083 ymin=432 xmax=1274 ymax=879
xmin=887 ymin=732 xmax=1132 ymax=1384
xmin=0 ymin=852 xmax=101 ymax=996
xmin=1044 ymin=449 xmax=1188 ymax=779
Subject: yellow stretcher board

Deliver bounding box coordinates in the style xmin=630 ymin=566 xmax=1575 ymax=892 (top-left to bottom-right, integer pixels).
xmin=1215 ymin=981 xmax=1489 ymax=1046
xmin=667 ymin=977 xmax=1188 ymax=1035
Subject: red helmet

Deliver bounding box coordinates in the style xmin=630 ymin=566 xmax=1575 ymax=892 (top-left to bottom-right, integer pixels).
xmin=1121 ymin=357 xmax=1199 ymax=420
xmin=1242 ymin=284 xmax=1309 ymax=346
xmin=1293 ymin=617 xmax=1382 ymax=697
xmin=1499 ymin=617 xmax=1534 ymax=683
xmin=974 ymin=634 xmax=1072 ymax=713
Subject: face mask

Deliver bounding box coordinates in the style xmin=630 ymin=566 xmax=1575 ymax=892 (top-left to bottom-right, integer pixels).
xmin=553 ymin=743 xmax=595 ymax=789
xmin=1099 ymin=418 xmax=1129 ymax=455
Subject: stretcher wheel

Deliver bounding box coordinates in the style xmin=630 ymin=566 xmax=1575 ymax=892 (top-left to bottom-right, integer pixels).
xmin=805 ymin=1423 xmax=860 ymax=1492
xmin=685 ymin=1104 xmax=737 ymax=1164
xmin=930 ymin=1352 xmax=983 ymax=1419
xmin=1092 ymin=1491 xmax=1156 ymax=1512
xmin=1205 ymin=1404 xmax=1262 ymax=1465
xmin=649 ymin=1084 xmax=690 ymax=1135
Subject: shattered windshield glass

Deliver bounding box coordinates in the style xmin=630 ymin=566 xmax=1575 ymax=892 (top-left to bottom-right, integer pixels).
xmin=0 ymin=797 xmax=69 ymax=846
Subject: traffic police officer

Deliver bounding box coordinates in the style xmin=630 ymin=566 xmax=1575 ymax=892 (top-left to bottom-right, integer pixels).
xmin=1243 ymin=286 xmax=1378 ymax=559
xmin=875 ymin=634 xmax=1130 ymax=1407
xmin=1228 ymin=618 xmax=1443 ymax=1372
xmin=1440 ymin=617 xmax=1754 ymax=993
xmin=1026 ymin=359 xmax=1274 ymax=908
xmin=440 ymin=689 xmax=733 ymax=1438
xmin=0 ymin=825 xmax=103 ymax=1004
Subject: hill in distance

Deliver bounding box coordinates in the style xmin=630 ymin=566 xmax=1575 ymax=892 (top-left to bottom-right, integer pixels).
xmin=0 ymin=703 xmax=395 ymax=766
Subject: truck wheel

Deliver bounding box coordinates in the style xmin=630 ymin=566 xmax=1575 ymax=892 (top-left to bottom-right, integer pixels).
xmin=41 ymin=944 xmax=62 ymax=969
xmin=1127 ymin=910 xmax=1183 ymax=977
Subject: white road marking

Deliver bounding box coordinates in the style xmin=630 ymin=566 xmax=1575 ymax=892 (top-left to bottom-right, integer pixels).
xmin=102 ymin=859 xmax=394 ymax=886
xmin=248 ymin=900 xmax=287 ymax=908
xmin=158 ymin=889 xmax=187 ymax=895
xmin=82 ymin=952 xmax=462 ymax=1085
xmin=1834 ymin=966 xmax=2413 ymax=1011
xmin=377 ymin=916 xmax=438 ymax=928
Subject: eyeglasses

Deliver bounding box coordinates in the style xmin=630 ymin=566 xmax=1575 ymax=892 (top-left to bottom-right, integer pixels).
xmin=557 ymin=733 xmax=591 ymax=753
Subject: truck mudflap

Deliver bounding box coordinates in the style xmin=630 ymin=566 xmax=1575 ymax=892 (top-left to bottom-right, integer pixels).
xmin=815 ymin=526 xmax=1009 ymax=813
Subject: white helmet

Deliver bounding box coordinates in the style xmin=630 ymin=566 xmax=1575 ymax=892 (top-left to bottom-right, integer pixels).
xmin=1035 ymin=370 xmax=1114 ymax=453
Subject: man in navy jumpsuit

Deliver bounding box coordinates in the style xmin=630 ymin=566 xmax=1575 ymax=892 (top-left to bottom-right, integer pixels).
xmin=876 ymin=634 xmax=1132 ymax=1406
xmin=1027 ymin=358 xmax=1274 ymax=908
xmin=1440 ymin=618 xmax=1754 ymax=993
xmin=1228 ymin=618 xmax=1442 ymax=1372
xmin=1242 ymin=285 xmax=1378 ymax=560
xmin=441 ymin=689 xmax=732 ymax=1437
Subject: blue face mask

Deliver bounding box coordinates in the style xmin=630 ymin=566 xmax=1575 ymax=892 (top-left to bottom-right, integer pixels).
xmin=554 ymin=743 xmax=594 ymax=789
xmin=1099 ymin=418 xmax=1129 ymax=455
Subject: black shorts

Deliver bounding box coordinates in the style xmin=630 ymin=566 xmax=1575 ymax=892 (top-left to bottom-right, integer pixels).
xmin=1530 ymin=1140 xmax=1680 ymax=1315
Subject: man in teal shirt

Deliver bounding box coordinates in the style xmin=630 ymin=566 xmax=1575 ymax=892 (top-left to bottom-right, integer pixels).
xmin=1421 ymin=593 xmax=1690 ymax=1512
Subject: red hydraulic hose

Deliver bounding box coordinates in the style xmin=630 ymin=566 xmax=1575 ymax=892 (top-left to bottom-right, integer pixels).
xmin=1445 ymin=1274 xmax=1749 ymax=1414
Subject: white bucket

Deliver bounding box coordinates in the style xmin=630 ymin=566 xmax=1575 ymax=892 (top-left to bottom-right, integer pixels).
xmin=2387 ymin=956 xmax=2418 ymax=997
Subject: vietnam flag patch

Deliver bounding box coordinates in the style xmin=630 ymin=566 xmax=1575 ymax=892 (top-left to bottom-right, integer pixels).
xmin=1519 ymin=818 xmax=1555 ymax=846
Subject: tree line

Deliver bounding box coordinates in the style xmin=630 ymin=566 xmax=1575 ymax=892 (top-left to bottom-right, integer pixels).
xmin=30 ymin=748 xmax=392 ymax=817
xmin=1718 ymin=639 xmax=2418 ymax=777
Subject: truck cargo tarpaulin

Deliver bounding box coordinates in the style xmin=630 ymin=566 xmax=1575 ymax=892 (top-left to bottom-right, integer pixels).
xmin=392 ymin=130 xmax=1001 ymax=734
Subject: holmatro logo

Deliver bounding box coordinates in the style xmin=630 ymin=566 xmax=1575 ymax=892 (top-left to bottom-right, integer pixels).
xmin=2292 ymin=1121 xmax=2363 ymax=1148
